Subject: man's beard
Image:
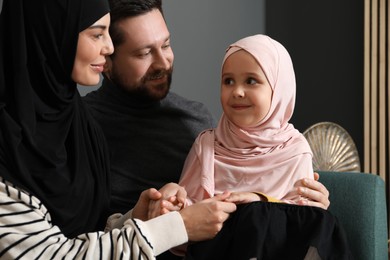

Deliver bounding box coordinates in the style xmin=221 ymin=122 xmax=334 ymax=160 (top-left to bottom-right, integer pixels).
xmin=112 ymin=68 xmax=173 ymax=102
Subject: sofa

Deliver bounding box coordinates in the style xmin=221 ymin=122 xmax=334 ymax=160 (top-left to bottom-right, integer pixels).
xmin=318 ymin=171 xmax=388 ymax=260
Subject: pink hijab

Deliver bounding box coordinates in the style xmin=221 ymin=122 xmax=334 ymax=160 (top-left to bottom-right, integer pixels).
xmin=179 ymin=34 xmax=313 ymax=204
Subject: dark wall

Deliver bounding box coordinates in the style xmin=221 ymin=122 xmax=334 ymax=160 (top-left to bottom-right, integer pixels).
xmin=266 ymin=0 xmax=365 ymax=168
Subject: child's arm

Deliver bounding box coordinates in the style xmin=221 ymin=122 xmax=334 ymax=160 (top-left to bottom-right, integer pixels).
xmin=178 ymin=143 xmax=212 ymax=205
xmin=281 ymin=153 xmax=314 ymax=204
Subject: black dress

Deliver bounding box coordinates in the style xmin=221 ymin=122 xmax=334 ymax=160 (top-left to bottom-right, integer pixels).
xmin=186 ymin=202 xmax=353 ymax=260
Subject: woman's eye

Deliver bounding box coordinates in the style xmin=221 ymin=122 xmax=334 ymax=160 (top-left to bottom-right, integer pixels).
xmin=93 ymin=34 xmax=103 ymax=40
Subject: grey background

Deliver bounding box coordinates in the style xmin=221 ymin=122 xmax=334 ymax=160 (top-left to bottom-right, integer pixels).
xmin=78 ymin=1 xmax=266 ymax=120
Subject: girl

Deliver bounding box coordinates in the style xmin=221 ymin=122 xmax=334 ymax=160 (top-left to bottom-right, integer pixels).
xmin=179 ymin=34 xmax=314 ymax=205
xmin=161 ymin=34 xmax=351 ymax=260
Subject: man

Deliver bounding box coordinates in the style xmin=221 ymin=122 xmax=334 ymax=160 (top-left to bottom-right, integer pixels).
xmin=83 ymin=2 xmax=216 ymax=258
xmin=84 ymin=0 xmax=330 ymax=258
xmin=83 ymin=0 xmax=215 ymax=216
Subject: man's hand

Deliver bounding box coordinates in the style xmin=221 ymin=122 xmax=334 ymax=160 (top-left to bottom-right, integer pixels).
xmin=297 ymin=172 xmax=330 ymax=209
xmin=179 ymin=191 xmax=237 ymax=241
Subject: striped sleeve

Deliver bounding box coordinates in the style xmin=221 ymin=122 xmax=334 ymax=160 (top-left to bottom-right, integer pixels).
xmin=0 ymin=178 xmax=188 ymax=259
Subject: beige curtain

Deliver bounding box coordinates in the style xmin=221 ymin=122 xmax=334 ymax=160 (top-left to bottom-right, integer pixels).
xmin=364 ymin=0 xmax=388 ymax=179
xmin=364 ymin=0 xmax=389 ymax=232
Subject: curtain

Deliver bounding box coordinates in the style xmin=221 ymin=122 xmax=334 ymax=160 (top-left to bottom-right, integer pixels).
xmin=364 ymin=0 xmax=389 ymax=240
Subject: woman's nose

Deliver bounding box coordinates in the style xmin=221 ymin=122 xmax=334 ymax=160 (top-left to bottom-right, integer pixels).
xmin=102 ymin=36 xmax=114 ymax=56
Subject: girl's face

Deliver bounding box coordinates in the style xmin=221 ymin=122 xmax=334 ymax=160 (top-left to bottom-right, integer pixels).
xmin=221 ymin=50 xmax=273 ymax=128
xmin=71 ymin=13 xmax=114 ymax=86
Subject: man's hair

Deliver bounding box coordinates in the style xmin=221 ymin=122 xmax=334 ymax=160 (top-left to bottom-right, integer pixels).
xmin=108 ymin=0 xmax=163 ymax=49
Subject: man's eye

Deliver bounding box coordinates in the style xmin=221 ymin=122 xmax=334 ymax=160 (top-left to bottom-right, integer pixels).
xmin=138 ymin=50 xmax=151 ymax=57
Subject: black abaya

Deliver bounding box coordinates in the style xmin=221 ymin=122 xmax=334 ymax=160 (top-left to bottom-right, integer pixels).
xmin=0 ymin=0 xmax=111 ymax=237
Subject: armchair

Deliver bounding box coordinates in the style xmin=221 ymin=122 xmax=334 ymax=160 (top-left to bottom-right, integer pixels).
xmin=318 ymin=171 xmax=388 ymax=260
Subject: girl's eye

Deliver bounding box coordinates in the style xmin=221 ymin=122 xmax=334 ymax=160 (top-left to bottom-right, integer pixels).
xmin=246 ymin=77 xmax=257 ymax=85
xmin=223 ymin=78 xmax=234 ymax=85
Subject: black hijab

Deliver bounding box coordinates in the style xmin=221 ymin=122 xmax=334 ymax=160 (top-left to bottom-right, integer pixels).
xmin=0 ymin=0 xmax=111 ymax=237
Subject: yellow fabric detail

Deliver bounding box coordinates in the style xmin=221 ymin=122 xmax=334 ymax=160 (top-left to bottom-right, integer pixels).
xmin=253 ymin=192 xmax=281 ymax=203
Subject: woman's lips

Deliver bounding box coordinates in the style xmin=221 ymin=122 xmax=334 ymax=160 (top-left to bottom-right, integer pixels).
xmin=91 ymin=63 xmax=105 ymax=73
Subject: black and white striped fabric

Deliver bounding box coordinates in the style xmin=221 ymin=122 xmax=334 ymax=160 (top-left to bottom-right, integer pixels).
xmin=0 ymin=177 xmax=186 ymax=259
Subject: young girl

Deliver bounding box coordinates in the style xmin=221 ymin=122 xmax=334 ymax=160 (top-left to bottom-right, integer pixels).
xmin=178 ymin=34 xmax=314 ymax=206
xmin=155 ymin=35 xmax=352 ymax=259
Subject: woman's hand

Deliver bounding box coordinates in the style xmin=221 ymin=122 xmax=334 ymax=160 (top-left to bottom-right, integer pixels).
xmin=180 ymin=192 xmax=237 ymax=241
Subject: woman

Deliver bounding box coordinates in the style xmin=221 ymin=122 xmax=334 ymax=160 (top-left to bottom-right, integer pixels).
xmin=0 ymin=0 xmax=237 ymax=258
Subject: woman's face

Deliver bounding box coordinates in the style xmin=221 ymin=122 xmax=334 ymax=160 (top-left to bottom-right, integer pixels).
xmin=221 ymin=50 xmax=273 ymax=128
xmin=71 ymin=13 xmax=114 ymax=86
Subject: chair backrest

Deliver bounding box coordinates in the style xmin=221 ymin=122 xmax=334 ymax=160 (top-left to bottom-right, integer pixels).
xmin=318 ymin=171 xmax=388 ymax=260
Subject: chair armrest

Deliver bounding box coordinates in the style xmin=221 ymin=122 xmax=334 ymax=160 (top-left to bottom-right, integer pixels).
xmin=318 ymin=171 xmax=388 ymax=260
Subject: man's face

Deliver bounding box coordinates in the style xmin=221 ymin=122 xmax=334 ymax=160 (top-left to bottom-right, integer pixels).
xmin=107 ymin=9 xmax=174 ymax=101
